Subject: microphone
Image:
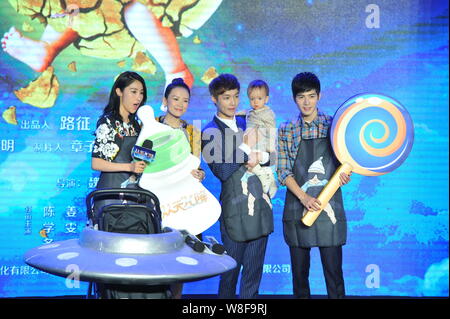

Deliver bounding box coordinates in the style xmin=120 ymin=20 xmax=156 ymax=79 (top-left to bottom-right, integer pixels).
xmin=180 ymin=230 xmax=205 ymax=252
xmin=143 ymin=139 xmax=153 ymax=150
xmin=132 ymin=139 xmax=156 ymax=163
xmin=203 ymin=236 xmax=225 ymax=255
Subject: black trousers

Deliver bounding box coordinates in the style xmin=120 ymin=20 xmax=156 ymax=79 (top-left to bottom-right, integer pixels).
xmin=289 ymin=245 xmax=345 ymax=299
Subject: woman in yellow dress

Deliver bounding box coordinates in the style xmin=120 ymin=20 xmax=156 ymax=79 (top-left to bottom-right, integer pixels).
xmin=157 ymin=77 xmax=204 ymax=180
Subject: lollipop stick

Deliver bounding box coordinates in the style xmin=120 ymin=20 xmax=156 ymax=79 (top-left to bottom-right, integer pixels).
xmin=301 ymin=162 xmax=353 ymax=226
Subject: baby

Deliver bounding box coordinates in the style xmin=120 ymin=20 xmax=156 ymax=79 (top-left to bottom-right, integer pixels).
xmin=244 ymin=80 xmax=278 ymax=198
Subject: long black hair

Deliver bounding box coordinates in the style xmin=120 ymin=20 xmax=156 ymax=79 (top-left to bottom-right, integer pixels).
xmin=99 ymin=71 xmax=147 ymax=126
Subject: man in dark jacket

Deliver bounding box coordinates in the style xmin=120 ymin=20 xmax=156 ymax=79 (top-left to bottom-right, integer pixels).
xmin=201 ymin=73 xmax=274 ymax=299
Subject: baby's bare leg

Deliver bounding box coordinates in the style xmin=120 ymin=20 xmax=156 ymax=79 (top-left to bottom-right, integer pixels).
xmin=124 ymin=1 xmax=193 ymax=88
xmin=2 ymin=25 xmax=78 ymax=72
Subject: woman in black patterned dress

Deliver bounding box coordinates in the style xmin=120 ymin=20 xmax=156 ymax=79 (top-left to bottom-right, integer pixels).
xmin=91 ymin=71 xmax=148 ymax=221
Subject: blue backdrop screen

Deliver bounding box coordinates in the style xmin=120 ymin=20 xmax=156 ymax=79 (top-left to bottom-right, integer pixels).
xmin=0 ymin=0 xmax=448 ymax=297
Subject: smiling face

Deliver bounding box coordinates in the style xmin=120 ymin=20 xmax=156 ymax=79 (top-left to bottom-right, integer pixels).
xmin=295 ymin=89 xmax=320 ymax=122
xmin=212 ymin=88 xmax=240 ymax=120
xmin=163 ymin=86 xmax=190 ymax=119
xmin=116 ymin=80 xmax=144 ymax=122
